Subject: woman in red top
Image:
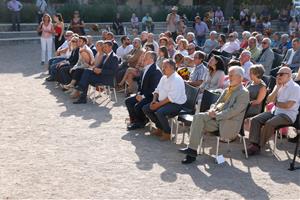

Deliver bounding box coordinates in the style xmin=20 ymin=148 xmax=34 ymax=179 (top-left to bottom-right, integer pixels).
xmin=53 ymin=13 xmax=65 ymax=50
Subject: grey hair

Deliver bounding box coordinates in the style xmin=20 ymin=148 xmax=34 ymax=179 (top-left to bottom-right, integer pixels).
xmin=281 ymin=34 xmax=289 ymax=39
xmin=242 ymin=31 xmax=251 ymax=39
xmin=233 ymin=31 xmax=239 ymax=38
xmin=229 ymin=66 xmax=244 ymax=77
xmin=241 ymin=50 xmax=252 ymax=57
xmin=263 ymin=37 xmax=271 ymax=45
xmin=146 ymin=51 xmax=157 ymax=62
xmin=133 ymin=37 xmax=141 ymax=44
xmin=187 ymin=32 xmax=195 ymax=39
xmin=210 ymin=31 xmax=218 ymax=36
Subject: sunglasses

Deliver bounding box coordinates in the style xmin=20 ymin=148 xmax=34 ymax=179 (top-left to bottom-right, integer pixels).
xmin=262 ymin=42 xmax=268 ymax=44
xmin=277 ymin=72 xmax=289 ymax=77
xmin=71 ymin=40 xmax=77 ymax=43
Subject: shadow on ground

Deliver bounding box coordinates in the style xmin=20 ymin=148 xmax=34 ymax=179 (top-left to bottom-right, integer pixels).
xmin=122 ymin=130 xmax=300 ymax=199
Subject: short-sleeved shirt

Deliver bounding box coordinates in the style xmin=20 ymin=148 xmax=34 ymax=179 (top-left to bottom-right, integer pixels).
xmin=274 ymin=79 xmax=300 ymax=122
xmin=243 ymin=61 xmax=253 ymax=81
xmin=154 ymin=72 xmax=187 ymax=105
xmin=189 ymin=63 xmax=208 ymax=82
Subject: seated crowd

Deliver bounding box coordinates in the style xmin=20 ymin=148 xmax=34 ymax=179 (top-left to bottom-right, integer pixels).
xmin=45 ymin=15 xmax=300 ymax=165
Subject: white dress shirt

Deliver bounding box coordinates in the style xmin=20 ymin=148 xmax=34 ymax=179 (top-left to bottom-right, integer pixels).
xmin=221 ymin=41 xmax=240 ymax=54
xmin=116 ymin=44 xmax=133 ymax=61
xmin=154 ymin=72 xmax=187 ymax=104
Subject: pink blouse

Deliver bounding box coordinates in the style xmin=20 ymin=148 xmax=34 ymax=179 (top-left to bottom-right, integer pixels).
xmin=41 ymin=23 xmax=53 ymax=38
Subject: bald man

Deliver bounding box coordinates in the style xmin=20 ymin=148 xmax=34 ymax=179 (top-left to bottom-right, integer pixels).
xmin=246 ymin=67 xmax=300 ymax=155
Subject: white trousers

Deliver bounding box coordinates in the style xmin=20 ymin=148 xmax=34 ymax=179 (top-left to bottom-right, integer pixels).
xmin=40 ymin=37 xmax=53 ymax=62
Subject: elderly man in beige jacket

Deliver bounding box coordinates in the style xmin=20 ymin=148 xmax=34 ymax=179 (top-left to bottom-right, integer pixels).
xmin=179 ymin=66 xmax=250 ymax=164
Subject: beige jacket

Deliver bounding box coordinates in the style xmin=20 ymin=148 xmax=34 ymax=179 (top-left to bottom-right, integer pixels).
xmin=214 ymin=84 xmax=250 ymax=139
xmin=126 ymin=47 xmax=145 ymax=68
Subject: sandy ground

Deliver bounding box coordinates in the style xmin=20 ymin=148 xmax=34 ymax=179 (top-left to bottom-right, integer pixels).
xmin=0 ymin=43 xmax=299 ymax=199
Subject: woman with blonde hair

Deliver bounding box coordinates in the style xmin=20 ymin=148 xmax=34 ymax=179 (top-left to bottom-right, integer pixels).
xmin=37 ymin=13 xmax=54 ymax=65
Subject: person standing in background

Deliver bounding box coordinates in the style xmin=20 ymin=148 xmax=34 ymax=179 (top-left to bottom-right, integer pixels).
xmin=53 ymin=13 xmax=65 ymax=51
xmin=7 ymin=0 xmax=23 ymax=31
xmin=36 ymin=0 xmax=47 ymax=24
xmin=37 ymin=13 xmax=54 ymax=65
xmin=166 ymin=6 xmax=180 ymax=41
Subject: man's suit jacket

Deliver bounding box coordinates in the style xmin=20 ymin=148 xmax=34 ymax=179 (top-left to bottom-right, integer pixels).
xmin=213 ymin=84 xmax=250 ymax=140
xmin=257 ymin=47 xmax=274 ymax=75
xmin=282 ymin=48 xmax=300 ymax=69
xmin=97 ymin=52 xmax=119 ymax=86
xmin=138 ymin=63 xmax=162 ymax=101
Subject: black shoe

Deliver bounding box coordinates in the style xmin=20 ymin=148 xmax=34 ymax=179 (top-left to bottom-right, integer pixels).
xmin=288 ymin=137 xmax=299 ymax=143
xmin=181 ymin=155 xmax=196 ymax=164
xmin=127 ymin=123 xmax=145 ymax=131
xmin=73 ymin=98 xmax=87 ymax=104
xmin=178 ymin=147 xmax=197 ymax=157
xmin=46 ymin=77 xmax=55 ymax=82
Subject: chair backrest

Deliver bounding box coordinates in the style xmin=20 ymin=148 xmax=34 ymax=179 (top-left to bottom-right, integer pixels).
xmin=268 ymin=75 xmax=276 ymax=91
xmin=294 ymin=106 xmax=300 ymax=130
xmin=262 ymin=75 xmax=271 ymax=86
xmin=200 ymin=90 xmax=220 ymax=112
xmin=271 ymin=52 xmax=284 ymax=70
xmin=182 ymin=83 xmax=200 ymax=113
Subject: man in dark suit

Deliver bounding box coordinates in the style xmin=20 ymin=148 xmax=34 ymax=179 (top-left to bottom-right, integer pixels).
xmin=73 ymin=40 xmax=119 ymax=104
xmin=125 ymin=51 xmax=162 ymax=130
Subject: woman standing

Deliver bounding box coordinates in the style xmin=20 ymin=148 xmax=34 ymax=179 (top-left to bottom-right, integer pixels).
xmin=53 ymin=13 xmax=65 ymax=50
xmin=37 ymin=13 xmax=54 ymax=65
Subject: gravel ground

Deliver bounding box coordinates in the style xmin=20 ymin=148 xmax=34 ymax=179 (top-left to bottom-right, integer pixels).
xmin=0 ymin=43 xmax=299 ymax=199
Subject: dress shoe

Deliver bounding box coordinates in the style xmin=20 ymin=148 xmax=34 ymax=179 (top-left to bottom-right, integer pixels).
xmin=73 ymin=98 xmax=87 ymax=104
xmin=178 ymin=147 xmax=197 ymax=157
xmin=151 ymin=128 xmax=163 ymax=137
xmin=288 ymin=136 xmax=298 ymax=143
xmin=181 ymin=155 xmax=196 ymax=164
xmin=160 ymin=132 xmax=171 ymax=141
xmin=70 ymin=90 xmax=81 ymax=99
xmin=243 ymin=143 xmax=260 ymax=156
xmin=127 ymin=123 xmax=145 ymax=131
xmin=45 ymin=77 xmax=55 ymax=82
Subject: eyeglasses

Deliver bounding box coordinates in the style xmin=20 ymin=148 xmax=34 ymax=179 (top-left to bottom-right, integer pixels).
xmin=277 ymin=72 xmax=289 ymax=77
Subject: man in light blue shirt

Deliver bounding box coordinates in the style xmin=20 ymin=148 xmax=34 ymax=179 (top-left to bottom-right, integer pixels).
xmin=7 ymin=0 xmax=23 ymax=31
xmin=193 ymin=16 xmax=209 ymax=47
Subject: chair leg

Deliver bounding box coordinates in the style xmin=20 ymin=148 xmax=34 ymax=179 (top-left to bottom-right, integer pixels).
xmin=216 ymin=137 xmax=220 ymax=157
xmin=274 ymin=131 xmax=278 ymax=153
xmin=289 ymin=134 xmax=300 ymax=171
xmin=227 ymin=140 xmax=231 ymax=153
xmin=198 ymin=136 xmax=204 ymax=154
xmin=113 ymin=88 xmax=117 ymax=103
xmin=91 ymin=86 xmax=96 ymax=104
xmin=174 ymin=117 xmax=179 ymax=143
xmin=242 ymin=136 xmax=248 ymax=159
